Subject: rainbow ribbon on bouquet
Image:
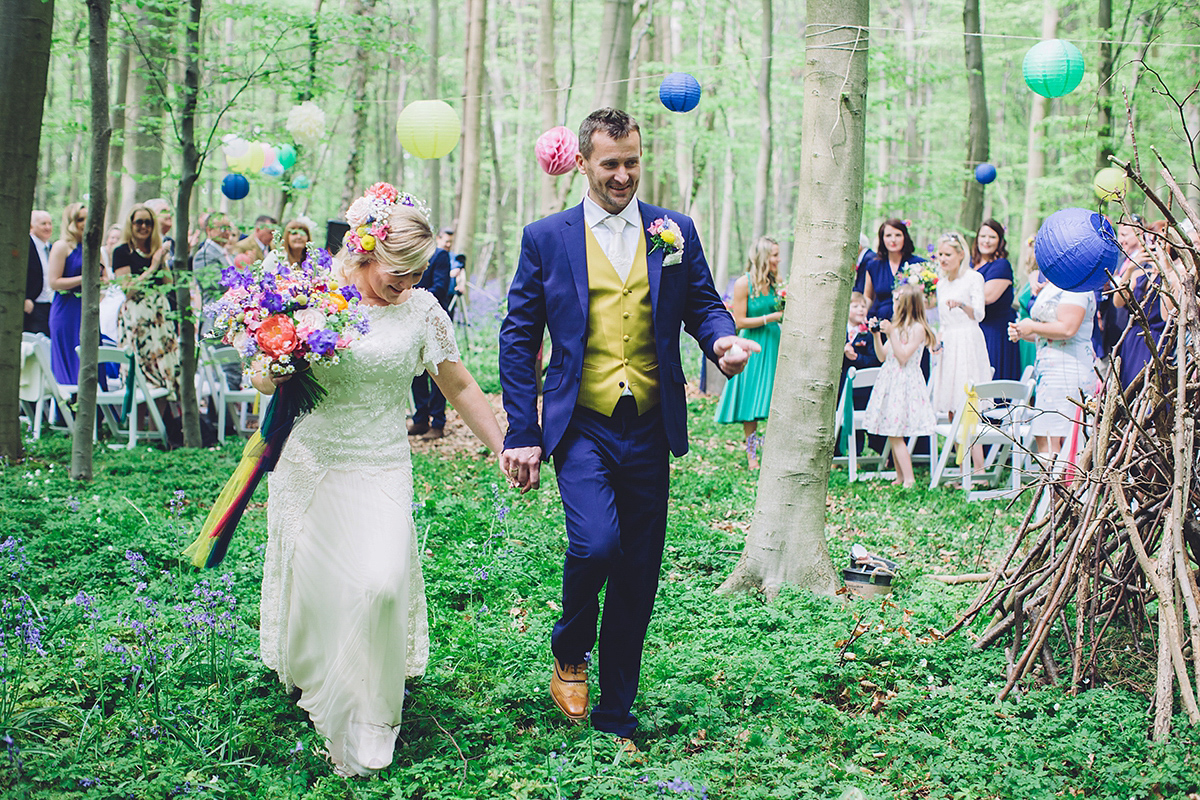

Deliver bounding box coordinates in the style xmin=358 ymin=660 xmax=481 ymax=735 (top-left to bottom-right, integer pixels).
xmin=183 ymin=371 xmax=326 ymax=568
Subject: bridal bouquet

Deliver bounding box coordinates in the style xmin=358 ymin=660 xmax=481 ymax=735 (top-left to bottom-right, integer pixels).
xmin=897 ymin=262 xmax=939 ymax=298
xmin=187 ymin=249 xmax=369 ymax=569
xmin=206 ymin=248 xmax=369 ymax=381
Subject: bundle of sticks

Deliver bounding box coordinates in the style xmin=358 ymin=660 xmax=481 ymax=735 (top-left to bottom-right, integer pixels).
xmin=951 ymin=153 xmax=1200 ymax=741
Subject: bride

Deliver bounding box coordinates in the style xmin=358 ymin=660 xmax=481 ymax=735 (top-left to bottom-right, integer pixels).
xmin=252 ymin=184 xmax=505 ymax=777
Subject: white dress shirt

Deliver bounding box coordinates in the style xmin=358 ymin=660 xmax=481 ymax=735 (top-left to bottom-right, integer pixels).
xmin=582 ymin=192 xmax=642 ymax=283
xmin=31 ymin=234 xmax=53 ymax=303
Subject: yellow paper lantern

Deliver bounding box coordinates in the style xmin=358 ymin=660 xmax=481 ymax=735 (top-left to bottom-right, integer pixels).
xmin=396 ymin=100 xmax=461 ymax=159
xmin=244 ymin=142 xmax=267 ymax=173
xmin=1093 ymin=167 xmax=1129 ymax=202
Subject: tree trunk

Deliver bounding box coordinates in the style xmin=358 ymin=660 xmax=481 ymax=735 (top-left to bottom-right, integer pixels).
xmin=1095 ymin=0 xmax=1114 ymax=171
xmin=0 ymin=0 xmax=55 ymax=463
xmin=105 ymin=40 xmax=130 ymax=228
xmin=715 ymin=135 xmax=735 ymax=294
xmin=752 ymin=0 xmax=773 ymax=240
xmin=121 ymin=0 xmax=172 ymax=206
xmin=340 ymin=0 xmax=377 ymax=211
xmin=72 ymin=0 xmax=112 ymax=480
xmin=427 ymin=0 xmax=442 ymax=226
xmin=1017 ymin=0 xmax=1058 ymax=280
xmin=538 ymin=0 xmax=559 ymax=217
xmin=593 ymin=0 xmax=634 ymax=110
xmin=958 ymin=0 xmax=988 ymax=234
xmin=173 ymin=0 xmax=203 ymax=448
xmin=456 ymin=0 xmax=486 ymax=273
xmin=718 ymin=0 xmax=866 ymax=599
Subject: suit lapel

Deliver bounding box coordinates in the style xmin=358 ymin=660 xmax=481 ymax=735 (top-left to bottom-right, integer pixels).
xmin=640 ymin=201 xmax=664 ymax=321
xmin=561 ymin=203 xmax=590 ymax=319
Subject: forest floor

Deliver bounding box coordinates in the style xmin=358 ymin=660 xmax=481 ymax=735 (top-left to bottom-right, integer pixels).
xmin=2 ymin=387 xmax=1199 ymax=799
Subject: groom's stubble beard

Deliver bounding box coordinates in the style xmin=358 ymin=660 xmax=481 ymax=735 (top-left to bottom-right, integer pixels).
xmin=586 ymin=171 xmax=638 ymax=214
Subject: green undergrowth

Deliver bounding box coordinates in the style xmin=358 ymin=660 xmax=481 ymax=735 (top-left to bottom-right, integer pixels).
xmin=1 ymin=399 xmax=1196 ymax=799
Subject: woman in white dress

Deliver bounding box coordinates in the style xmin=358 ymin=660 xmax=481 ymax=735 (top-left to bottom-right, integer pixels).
xmin=252 ymin=188 xmax=506 ymax=777
xmin=932 ymin=232 xmax=992 ymax=473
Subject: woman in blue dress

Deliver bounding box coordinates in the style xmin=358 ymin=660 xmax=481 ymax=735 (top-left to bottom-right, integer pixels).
xmin=1112 ymin=220 xmax=1175 ymax=390
xmin=971 ymin=219 xmax=1021 ymax=381
xmin=47 ymin=203 xmax=88 ymax=386
xmin=858 ymin=218 xmax=927 ymax=321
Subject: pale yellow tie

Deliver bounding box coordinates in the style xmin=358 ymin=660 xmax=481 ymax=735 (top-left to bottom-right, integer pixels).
xmin=602 ymin=215 xmax=631 ymax=280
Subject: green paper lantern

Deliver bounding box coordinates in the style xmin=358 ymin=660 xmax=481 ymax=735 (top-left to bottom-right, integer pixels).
xmin=396 ymin=100 xmax=461 ymax=159
xmin=1093 ymin=167 xmax=1129 ymax=202
xmin=277 ymin=144 xmax=297 ymax=170
xmin=1023 ymin=39 xmax=1084 ymax=98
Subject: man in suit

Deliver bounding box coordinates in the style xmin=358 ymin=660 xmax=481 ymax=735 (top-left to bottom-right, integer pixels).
xmin=499 ymin=108 xmax=758 ymax=742
xmin=24 ymin=210 xmax=54 ymax=335
xmin=233 ymin=214 xmax=278 ymax=261
xmin=408 ymin=228 xmax=454 ymax=439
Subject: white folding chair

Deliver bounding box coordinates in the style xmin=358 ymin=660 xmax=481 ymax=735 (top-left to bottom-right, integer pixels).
xmin=29 ymin=335 xmax=76 ymax=436
xmin=19 ymin=333 xmax=50 ymax=436
xmin=201 ymin=343 xmax=262 ymax=442
xmin=87 ymin=345 xmax=171 ymax=449
xmin=833 ymin=367 xmax=888 ymax=481
xmin=928 ymin=378 xmax=1035 ymax=501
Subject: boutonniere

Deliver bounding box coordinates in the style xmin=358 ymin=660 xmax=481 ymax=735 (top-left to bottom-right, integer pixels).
xmin=648 ymin=217 xmax=684 ymax=266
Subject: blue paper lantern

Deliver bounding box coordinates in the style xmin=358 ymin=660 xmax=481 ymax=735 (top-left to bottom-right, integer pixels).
xmin=261 ymin=162 xmax=285 ymax=178
xmin=974 ymin=163 xmax=997 ymax=184
xmin=659 ymin=72 xmax=702 ymax=113
xmin=291 ymin=174 xmax=311 ymax=190
xmin=1023 ymin=39 xmax=1085 ymax=98
xmin=1034 ymin=208 xmax=1119 ymax=292
xmin=221 ymin=173 xmax=250 ymax=201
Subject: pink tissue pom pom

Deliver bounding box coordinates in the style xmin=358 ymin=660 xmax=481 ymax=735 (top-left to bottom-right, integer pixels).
xmin=535 ymin=126 xmax=580 ymax=176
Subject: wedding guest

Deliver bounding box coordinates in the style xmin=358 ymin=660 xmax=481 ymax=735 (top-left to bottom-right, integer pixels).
xmin=24 ymin=209 xmax=54 ymax=336
xmin=47 ymin=203 xmax=88 ymax=385
xmin=857 ymin=218 xmax=928 ymax=321
xmin=971 ymin=219 xmax=1020 ymax=381
xmin=281 ymin=218 xmax=313 ymax=266
xmin=114 ymin=205 xmax=181 ymax=400
xmin=715 ymin=236 xmax=784 ymax=468
xmin=1112 ymin=220 xmax=1176 ymax=390
xmin=234 ymin=214 xmax=278 ymax=261
xmin=408 ymin=226 xmax=454 ymax=439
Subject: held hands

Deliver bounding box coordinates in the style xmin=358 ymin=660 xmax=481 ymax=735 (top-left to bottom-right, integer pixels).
xmin=499 ymin=446 xmax=542 ymax=493
xmin=714 ymin=335 xmax=761 ymax=376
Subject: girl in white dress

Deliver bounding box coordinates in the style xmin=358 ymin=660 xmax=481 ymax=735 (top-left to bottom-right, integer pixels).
xmin=252 ymin=189 xmax=506 ymax=777
xmin=932 ymin=232 xmax=992 ymax=472
xmin=864 ymin=283 xmax=938 ymax=487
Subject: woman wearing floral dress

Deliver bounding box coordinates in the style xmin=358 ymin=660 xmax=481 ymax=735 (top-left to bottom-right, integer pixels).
xmin=114 ymin=204 xmax=180 ymax=399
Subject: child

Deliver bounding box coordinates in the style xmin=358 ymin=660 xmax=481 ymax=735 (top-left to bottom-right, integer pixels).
xmin=863 ymin=283 xmax=937 ymax=487
xmin=837 ymin=292 xmax=883 ymax=457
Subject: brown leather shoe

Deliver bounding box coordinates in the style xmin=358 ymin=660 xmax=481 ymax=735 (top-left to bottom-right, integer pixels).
xmin=420 ymin=427 xmax=445 ymax=440
xmin=407 ymin=421 xmax=430 ymax=436
xmin=550 ymin=658 xmax=588 ymax=721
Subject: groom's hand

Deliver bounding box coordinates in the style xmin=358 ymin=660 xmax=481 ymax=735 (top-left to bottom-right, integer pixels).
xmin=500 ymin=446 xmax=542 ymax=493
xmin=714 ymin=335 xmax=761 ymax=376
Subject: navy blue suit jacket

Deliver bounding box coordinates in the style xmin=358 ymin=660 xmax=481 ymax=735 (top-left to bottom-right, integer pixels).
xmin=418 ymin=248 xmax=453 ymax=311
xmin=500 ymin=200 xmax=735 ymax=460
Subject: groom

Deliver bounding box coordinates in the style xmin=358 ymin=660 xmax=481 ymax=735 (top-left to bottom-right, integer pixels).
xmin=499 ymin=108 xmax=758 ymax=739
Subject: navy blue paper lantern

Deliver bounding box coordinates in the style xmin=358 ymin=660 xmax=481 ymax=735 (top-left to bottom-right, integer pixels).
xmin=974 ymin=163 xmax=997 ymax=184
xmin=1034 ymin=207 xmax=1119 ymax=292
xmin=221 ymin=173 xmax=250 ymax=200
xmin=659 ymin=72 xmax=702 ymax=113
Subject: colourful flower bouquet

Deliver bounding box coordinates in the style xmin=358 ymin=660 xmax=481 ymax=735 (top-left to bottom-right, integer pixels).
xmin=186 ymin=249 xmax=369 ymax=569
xmin=897 ymin=263 xmax=939 ymax=298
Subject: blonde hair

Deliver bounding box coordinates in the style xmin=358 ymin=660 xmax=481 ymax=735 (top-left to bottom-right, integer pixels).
xmin=61 ymin=203 xmax=86 ymax=245
xmin=121 ymin=204 xmax=164 ymax=253
xmin=892 ymin=283 xmax=937 ymax=349
xmin=337 ymin=203 xmax=434 ymax=281
xmin=747 ymin=236 xmax=778 ymax=297
xmin=937 ymin=231 xmax=970 ymax=277
xmin=849 ymin=291 xmax=867 ymax=306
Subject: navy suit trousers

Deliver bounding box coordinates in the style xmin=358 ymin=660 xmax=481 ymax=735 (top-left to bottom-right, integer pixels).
xmin=551 ymin=396 xmax=669 ymax=736
xmin=411 ymin=372 xmax=447 ymax=428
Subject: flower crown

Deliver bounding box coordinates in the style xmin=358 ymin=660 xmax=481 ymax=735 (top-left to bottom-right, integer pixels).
xmin=343 ymin=182 xmax=430 ymax=255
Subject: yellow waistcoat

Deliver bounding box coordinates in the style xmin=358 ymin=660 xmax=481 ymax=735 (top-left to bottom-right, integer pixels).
xmin=577 ymin=226 xmax=660 ymax=416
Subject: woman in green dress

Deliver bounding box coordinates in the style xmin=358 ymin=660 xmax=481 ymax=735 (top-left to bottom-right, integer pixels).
xmin=715 ymin=237 xmax=783 ymax=468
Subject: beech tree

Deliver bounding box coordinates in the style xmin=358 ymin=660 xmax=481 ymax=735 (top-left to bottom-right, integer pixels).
xmin=719 ymin=0 xmax=869 ymax=599
xmin=958 ymin=0 xmax=988 ymax=234
xmin=0 ymin=0 xmax=55 ymax=463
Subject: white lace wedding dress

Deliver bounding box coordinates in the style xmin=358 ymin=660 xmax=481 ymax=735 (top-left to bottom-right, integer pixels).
xmin=259 ymin=289 xmax=458 ymax=776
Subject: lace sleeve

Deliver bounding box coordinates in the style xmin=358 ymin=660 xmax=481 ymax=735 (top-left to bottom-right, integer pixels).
xmin=420 ymin=298 xmax=461 ymax=376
